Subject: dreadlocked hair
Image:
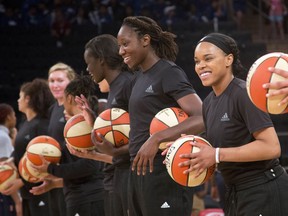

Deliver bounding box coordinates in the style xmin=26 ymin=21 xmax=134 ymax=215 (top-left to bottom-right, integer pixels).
xmin=65 ymin=74 xmax=99 ymax=113
xmin=122 ymin=16 xmax=178 ymax=62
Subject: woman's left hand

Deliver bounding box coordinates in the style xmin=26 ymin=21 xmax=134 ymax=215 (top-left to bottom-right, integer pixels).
xmin=179 ymin=139 xmax=216 ymax=178
xmin=132 ymin=136 xmax=160 ymax=176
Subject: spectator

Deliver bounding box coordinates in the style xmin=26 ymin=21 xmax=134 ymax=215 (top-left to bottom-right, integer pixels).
xmin=265 ymin=0 xmax=286 ymax=40
xmin=50 ymin=6 xmax=72 ymax=48
xmin=232 ymin=0 xmax=247 ymax=30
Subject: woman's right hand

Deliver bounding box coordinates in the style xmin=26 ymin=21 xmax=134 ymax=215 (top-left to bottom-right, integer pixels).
xmin=75 ymin=94 xmax=96 ymax=126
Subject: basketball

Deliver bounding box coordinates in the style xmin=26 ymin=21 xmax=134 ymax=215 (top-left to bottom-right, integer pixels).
xmin=18 ymin=154 xmax=41 ymax=183
xmin=0 ymin=164 xmax=17 ymax=192
xmin=25 ymin=156 xmax=49 ymax=179
xmin=246 ymin=52 xmax=288 ymax=114
xmin=150 ymin=107 xmax=188 ymax=150
xmin=165 ymin=135 xmax=216 ymax=187
xmin=93 ymin=108 xmax=130 ymax=147
xmin=64 ymin=114 xmax=95 ymax=150
xmin=26 ymin=135 xmax=62 ymax=166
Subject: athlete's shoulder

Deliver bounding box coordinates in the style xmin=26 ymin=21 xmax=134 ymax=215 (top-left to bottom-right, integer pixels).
xmin=232 ymin=77 xmax=246 ymax=90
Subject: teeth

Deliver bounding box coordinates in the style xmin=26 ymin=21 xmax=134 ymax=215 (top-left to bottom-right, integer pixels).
xmin=200 ymin=72 xmax=210 ymax=77
xmin=124 ymin=57 xmax=130 ymax=63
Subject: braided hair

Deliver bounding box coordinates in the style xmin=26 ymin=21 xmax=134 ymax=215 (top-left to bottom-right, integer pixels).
xmin=122 ymin=16 xmax=178 ymax=62
xmin=64 ymin=75 xmax=99 ymax=113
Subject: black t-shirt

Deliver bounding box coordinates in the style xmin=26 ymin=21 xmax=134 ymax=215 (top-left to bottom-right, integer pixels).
xmin=14 ymin=115 xmax=50 ymax=199
xmin=102 ymin=71 xmax=135 ymax=191
xmin=109 ymin=71 xmax=135 ymax=168
xmin=128 ymin=59 xmax=195 ymax=158
xmin=48 ymin=143 xmax=104 ymax=207
xmin=203 ymin=78 xmax=278 ymax=185
xmin=48 ymin=102 xmax=66 ymax=147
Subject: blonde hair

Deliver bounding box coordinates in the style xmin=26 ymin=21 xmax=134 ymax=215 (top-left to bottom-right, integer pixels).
xmin=48 ymin=62 xmax=77 ymax=81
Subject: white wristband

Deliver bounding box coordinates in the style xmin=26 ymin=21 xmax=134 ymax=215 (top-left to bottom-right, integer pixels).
xmin=215 ymin=147 xmax=220 ymax=164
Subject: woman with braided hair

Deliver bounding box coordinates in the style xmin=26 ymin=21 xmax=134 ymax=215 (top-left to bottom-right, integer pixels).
xmin=181 ymin=32 xmax=288 ymax=215
xmin=117 ymin=16 xmax=204 ymax=216
xmin=30 ymin=75 xmax=107 ymax=216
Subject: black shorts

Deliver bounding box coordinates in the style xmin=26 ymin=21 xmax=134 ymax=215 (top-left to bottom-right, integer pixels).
xmin=0 ymin=194 xmax=16 ymax=216
xmin=22 ymin=193 xmax=50 ymax=216
xmin=67 ymin=200 xmax=105 ymax=216
xmin=113 ymin=167 xmax=129 ymax=216
xmin=225 ymin=165 xmax=288 ymax=216
xmin=104 ymin=189 xmax=114 ymax=216
xmin=48 ymin=188 xmax=66 ymax=216
xmin=128 ymin=159 xmax=194 ymax=216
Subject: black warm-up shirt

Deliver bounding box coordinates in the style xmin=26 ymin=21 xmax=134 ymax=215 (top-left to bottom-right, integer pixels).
xmin=203 ymin=78 xmax=278 ymax=185
xmin=102 ymin=71 xmax=135 ymax=191
xmin=128 ymin=59 xmax=195 ymax=159
xmin=13 ymin=115 xmax=50 ymax=199
xmin=48 ymin=144 xmax=104 ymax=207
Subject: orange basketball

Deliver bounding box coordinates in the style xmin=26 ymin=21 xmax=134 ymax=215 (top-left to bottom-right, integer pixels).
xmin=165 ymin=135 xmax=215 ymax=187
xmin=26 ymin=135 xmax=62 ymax=166
xmin=93 ymin=108 xmax=130 ymax=147
xmin=64 ymin=114 xmax=94 ymax=150
xmin=246 ymin=52 xmax=288 ymax=114
xmin=18 ymin=154 xmax=41 ymax=183
xmin=0 ymin=164 xmax=17 ymax=192
xmin=150 ymin=107 xmax=188 ymax=150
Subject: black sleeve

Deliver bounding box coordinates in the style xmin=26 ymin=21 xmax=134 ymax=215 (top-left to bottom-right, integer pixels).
xmin=47 ymin=158 xmax=103 ymax=180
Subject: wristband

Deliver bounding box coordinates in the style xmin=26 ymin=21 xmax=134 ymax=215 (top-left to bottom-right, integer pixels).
xmin=215 ymin=147 xmax=220 ymax=164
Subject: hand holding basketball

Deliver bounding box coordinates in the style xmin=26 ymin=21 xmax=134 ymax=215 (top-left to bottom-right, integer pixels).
xmin=263 ymin=67 xmax=288 ymax=106
xmin=166 ymin=135 xmax=215 ymax=187
xmin=246 ymin=52 xmax=288 ymax=114
xmin=178 ymin=136 xmax=216 ymax=176
xmin=29 ymin=155 xmax=50 ymax=174
xmin=30 ymin=179 xmax=54 ymax=195
xmin=91 ymin=132 xmax=116 ymax=156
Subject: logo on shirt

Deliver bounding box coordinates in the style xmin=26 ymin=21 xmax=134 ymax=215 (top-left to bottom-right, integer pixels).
xmin=38 ymin=201 xmax=46 ymax=206
xmin=59 ymin=116 xmax=65 ymax=123
xmin=160 ymin=202 xmax=170 ymax=208
xmin=145 ymin=85 xmax=154 ymax=93
xmin=111 ymin=98 xmax=117 ymax=105
xmin=221 ymin=113 xmax=230 ymax=122
xmin=24 ymin=134 xmax=30 ymax=140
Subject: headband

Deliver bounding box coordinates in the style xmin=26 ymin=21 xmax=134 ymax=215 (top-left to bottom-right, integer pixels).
xmin=197 ymin=34 xmax=232 ymax=55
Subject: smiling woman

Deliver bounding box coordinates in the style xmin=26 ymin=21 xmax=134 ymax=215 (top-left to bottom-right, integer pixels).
xmin=46 ymin=62 xmax=77 ymax=216
xmin=185 ymin=32 xmax=288 ymax=215
xmin=117 ymin=16 xmax=204 ymax=216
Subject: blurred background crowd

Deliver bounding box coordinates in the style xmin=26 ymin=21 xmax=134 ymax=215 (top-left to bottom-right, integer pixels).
xmin=1 ymin=0 xmax=288 ymax=151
